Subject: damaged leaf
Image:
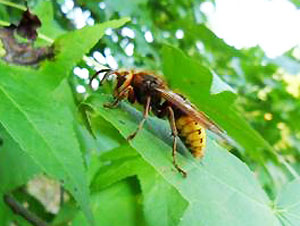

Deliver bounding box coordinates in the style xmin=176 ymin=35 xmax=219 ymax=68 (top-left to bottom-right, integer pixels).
xmin=0 ymin=8 xmax=52 ymax=65
xmin=17 ymin=9 xmax=41 ymax=41
xmin=0 ymin=27 xmax=53 ymax=65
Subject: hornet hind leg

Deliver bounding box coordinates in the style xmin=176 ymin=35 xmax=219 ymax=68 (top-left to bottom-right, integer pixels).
xmin=167 ymin=106 xmax=187 ymax=177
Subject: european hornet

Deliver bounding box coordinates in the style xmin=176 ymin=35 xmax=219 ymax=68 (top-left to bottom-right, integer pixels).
xmin=90 ymin=69 xmax=225 ymax=177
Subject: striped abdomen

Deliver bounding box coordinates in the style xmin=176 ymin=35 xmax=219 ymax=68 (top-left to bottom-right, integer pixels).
xmin=175 ymin=115 xmax=206 ymax=159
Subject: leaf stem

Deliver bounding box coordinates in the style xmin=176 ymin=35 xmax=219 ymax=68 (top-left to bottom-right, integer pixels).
xmin=0 ymin=0 xmax=26 ymax=10
xmin=0 ymin=19 xmax=10 ymax=26
xmin=3 ymin=194 xmax=49 ymax=226
xmin=38 ymin=33 xmax=54 ymax=43
xmin=278 ymin=156 xmax=300 ymax=179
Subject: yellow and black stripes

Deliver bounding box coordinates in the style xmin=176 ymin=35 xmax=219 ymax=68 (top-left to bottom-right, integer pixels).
xmin=175 ymin=116 xmax=206 ymax=159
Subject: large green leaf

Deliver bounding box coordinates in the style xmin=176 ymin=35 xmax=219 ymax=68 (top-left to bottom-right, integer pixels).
xmin=179 ymin=21 xmax=242 ymax=58
xmin=138 ymin=163 xmax=188 ymax=226
xmin=34 ymin=1 xmax=65 ymax=41
xmin=91 ymin=145 xmax=143 ymax=192
xmin=91 ymin=146 xmax=188 ymax=226
xmin=0 ymin=5 xmax=10 ymax=22
xmin=0 ymin=125 xmax=41 ymax=193
xmin=0 ymin=63 xmax=93 ymax=224
xmin=85 ymin=94 xmax=280 ymax=226
xmin=289 ymin=0 xmax=300 ymax=8
xmin=71 ymin=179 xmax=145 ymax=226
xmin=161 ymin=45 xmax=277 ymax=162
xmin=104 ymin=0 xmax=147 ymax=17
xmin=87 ymin=114 xmax=126 ymax=152
xmin=40 ymin=17 xmax=130 ymax=89
xmin=0 ymin=16 xmax=131 ymax=224
xmin=276 ymin=179 xmax=300 ymax=225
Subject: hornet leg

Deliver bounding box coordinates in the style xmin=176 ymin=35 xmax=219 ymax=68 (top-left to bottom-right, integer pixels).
xmin=127 ymin=96 xmax=151 ymax=141
xmin=104 ymin=86 xmax=134 ymax=108
xmin=167 ymin=106 xmax=187 ymax=177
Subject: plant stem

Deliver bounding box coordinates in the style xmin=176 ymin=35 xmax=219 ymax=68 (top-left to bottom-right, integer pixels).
xmin=38 ymin=33 xmax=54 ymax=43
xmin=0 ymin=0 xmax=26 ymax=10
xmin=279 ymin=156 xmax=300 ymax=179
xmin=0 ymin=19 xmax=10 ymax=26
xmin=3 ymin=194 xmax=49 ymax=226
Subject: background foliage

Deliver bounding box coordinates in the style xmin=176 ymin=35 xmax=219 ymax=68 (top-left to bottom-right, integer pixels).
xmin=0 ymin=0 xmax=300 ymax=225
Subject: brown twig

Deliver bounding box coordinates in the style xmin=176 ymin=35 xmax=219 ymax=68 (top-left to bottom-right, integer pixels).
xmin=59 ymin=185 xmax=64 ymax=207
xmin=3 ymin=194 xmax=49 ymax=226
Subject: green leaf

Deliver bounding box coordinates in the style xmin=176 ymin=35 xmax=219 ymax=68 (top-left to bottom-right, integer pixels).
xmin=34 ymin=1 xmax=65 ymax=41
xmin=72 ymin=179 xmax=144 ymax=226
xmin=86 ymin=94 xmax=281 ymax=226
xmin=182 ymin=22 xmax=241 ymax=58
xmin=79 ymin=112 xmax=127 ymax=185
xmin=276 ymin=179 xmax=300 ymax=225
xmin=0 ymin=17 xmax=130 ymax=224
xmin=100 ymin=144 xmax=139 ymax=161
xmin=91 ymin=146 xmax=143 ymax=192
xmin=104 ymin=0 xmax=147 ymax=17
xmin=91 ymin=145 xmax=188 ymax=226
xmin=87 ymin=113 xmax=125 ymax=152
xmin=0 ymin=5 xmax=10 ymax=22
xmin=0 ymin=125 xmax=41 ymax=193
xmin=289 ymin=0 xmax=300 ymax=8
xmin=161 ymin=44 xmax=277 ymax=162
xmin=0 ymin=64 xmax=92 ymax=224
xmin=52 ymin=200 xmax=78 ymax=226
xmin=41 ymin=17 xmax=130 ymax=89
xmin=138 ymin=164 xmax=188 ymax=226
